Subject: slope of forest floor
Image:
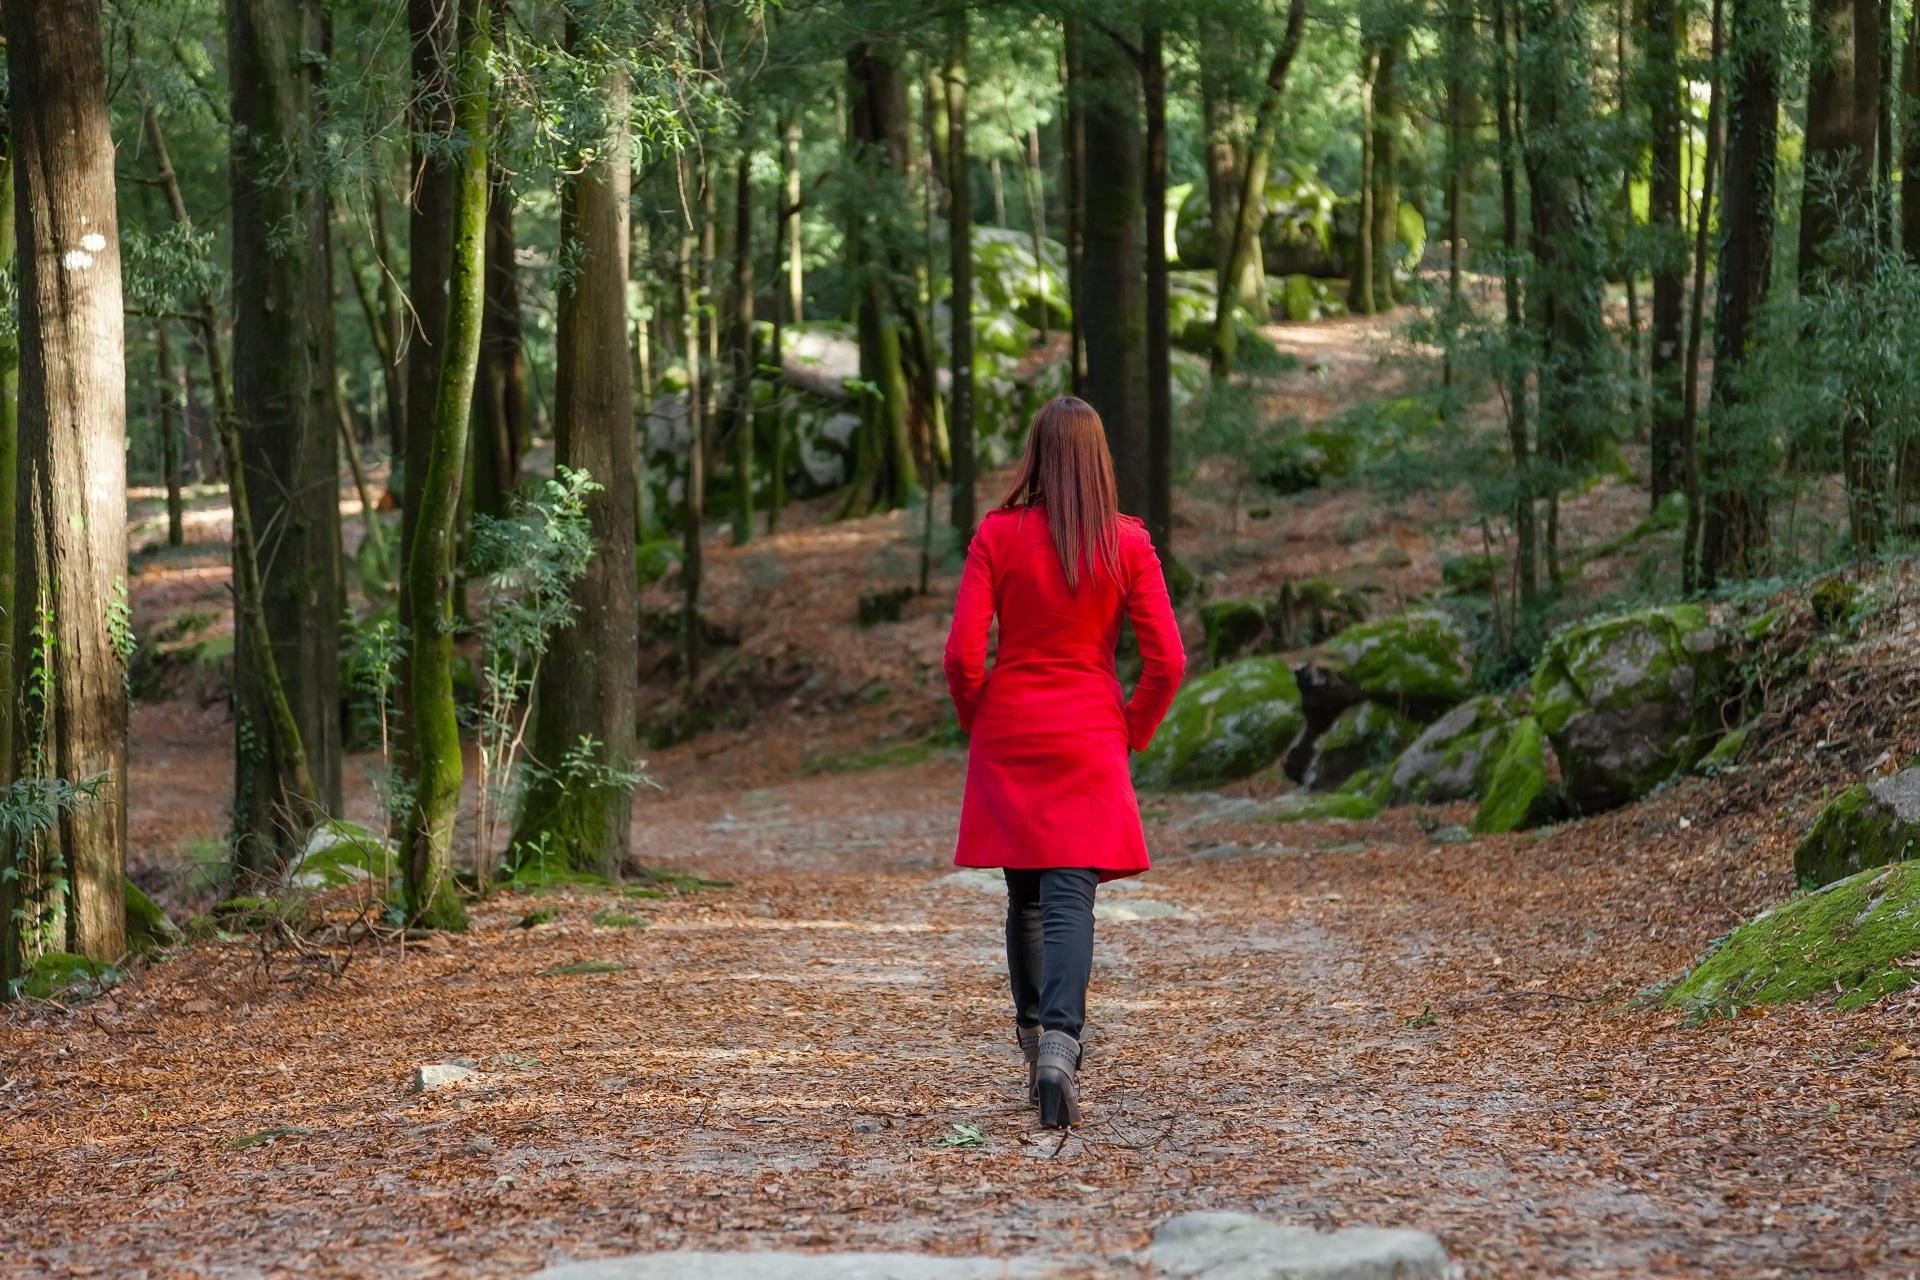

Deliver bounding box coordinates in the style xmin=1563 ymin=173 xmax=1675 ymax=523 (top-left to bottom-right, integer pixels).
xmin=6 ymin=313 xmax=1918 ymax=1278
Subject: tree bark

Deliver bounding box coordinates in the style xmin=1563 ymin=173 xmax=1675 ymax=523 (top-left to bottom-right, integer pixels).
xmin=1081 ymin=23 xmax=1148 ymax=517
xmin=1063 ymin=22 xmax=1088 ymax=397
xmin=1701 ymin=0 xmax=1781 ymax=583
xmin=156 ymin=321 xmax=186 ymax=547
xmin=678 ymin=152 xmax=705 ymax=685
xmin=512 ymin=43 xmax=637 ymax=880
xmin=403 ymin=0 xmax=489 ymax=931
xmin=1682 ymin=0 xmax=1725 ymax=589
xmin=947 ymin=11 xmax=976 ymax=548
xmin=1208 ymin=0 xmax=1309 ymax=378
xmin=1369 ymin=32 xmax=1406 ymax=312
xmin=472 ymin=153 xmax=525 ymax=521
xmin=1143 ymin=24 xmax=1172 ymax=565
xmin=228 ymin=0 xmax=343 ymax=869
xmin=1493 ymin=0 xmax=1539 ymax=604
xmin=1645 ymin=0 xmax=1687 ymax=504
xmin=1798 ymin=0 xmax=1858 ymax=282
xmin=1902 ymin=0 xmax=1920 ymax=258
xmin=1 ymin=0 xmax=130 ymax=982
xmin=1352 ymin=47 xmax=1378 ymax=315
xmin=729 ymin=141 xmax=755 ymax=546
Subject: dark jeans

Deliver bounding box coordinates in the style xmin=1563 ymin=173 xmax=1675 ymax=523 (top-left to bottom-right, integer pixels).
xmin=1004 ymin=867 xmax=1099 ymax=1040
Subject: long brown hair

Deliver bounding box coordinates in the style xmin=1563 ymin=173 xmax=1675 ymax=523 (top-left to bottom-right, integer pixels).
xmin=998 ymin=396 xmax=1123 ymax=589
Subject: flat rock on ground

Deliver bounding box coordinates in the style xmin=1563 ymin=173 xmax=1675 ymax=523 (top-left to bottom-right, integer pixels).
xmin=1150 ymin=1211 xmax=1453 ymax=1279
xmin=527 ymin=1252 xmax=1057 ymax=1280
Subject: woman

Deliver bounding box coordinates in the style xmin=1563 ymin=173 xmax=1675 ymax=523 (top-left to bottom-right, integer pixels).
xmin=942 ymin=396 xmax=1186 ymax=1128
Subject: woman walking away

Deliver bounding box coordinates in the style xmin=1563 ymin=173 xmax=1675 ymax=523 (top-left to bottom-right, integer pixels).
xmin=942 ymin=396 xmax=1186 ymax=1129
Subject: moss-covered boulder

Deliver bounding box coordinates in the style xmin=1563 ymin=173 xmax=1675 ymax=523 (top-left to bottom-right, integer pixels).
xmin=1531 ymin=605 xmax=1730 ymax=812
xmin=1665 ymin=860 xmax=1920 ymax=1013
xmin=14 ymin=952 xmax=118 ymax=1001
xmin=1471 ymin=716 xmax=1562 ymax=833
xmin=1390 ymin=695 xmax=1511 ymax=804
xmin=1305 ymin=700 xmax=1419 ymax=792
xmin=124 ymin=878 xmax=181 ymax=953
xmin=1318 ymin=610 xmax=1473 ymax=720
xmin=1134 ymin=657 xmax=1305 ymax=789
xmin=1199 ymin=598 xmax=1273 ymax=667
xmin=285 ymin=820 xmax=397 ymax=891
xmin=1792 ymin=770 xmax=1920 ymax=889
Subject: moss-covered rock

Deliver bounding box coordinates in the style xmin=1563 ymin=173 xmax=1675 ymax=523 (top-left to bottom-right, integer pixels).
xmin=1305 ymin=700 xmax=1419 ymax=792
xmin=1390 ymin=695 xmax=1512 ymax=804
xmin=1133 ymin=657 xmax=1305 ymax=789
xmin=1792 ymin=770 xmax=1920 ymax=889
xmin=1318 ymin=610 xmax=1473 ymax=719
xmin=636 ymin=538 xmax=681 ymax=589
xmin=1471 ymin=717 xmax=1562 ymax=833
xmin=1665 ymin=860 xmax=1920 ymax=1013
xmin=1263 ymin=789 xmax=1383 ymax=823
xmin=124 ymin=877 xmax=181 ymax=953
xmin=285 ymin=821 xmax=397 ymax=891
xmin=15 ymin=952 xmax=118 ymax=1000
xmin=1199 ymin=598 xmax=1273 ymax=667
xmin=1809 ymin=575 xmax=1859 ymax=629
xmin=1531 ymin=604 xmax=1729 ymax=812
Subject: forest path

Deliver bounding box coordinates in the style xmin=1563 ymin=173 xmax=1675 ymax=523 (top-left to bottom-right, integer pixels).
xmin=9 ymin=749 xmax=1918 ymax=1278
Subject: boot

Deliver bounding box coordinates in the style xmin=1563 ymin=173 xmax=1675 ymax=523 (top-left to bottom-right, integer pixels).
xmin=1034 ymin=1029 xmax=1083 ymax=1128
xmin=1016 ymin=1022 xmax=1041 ymax=1105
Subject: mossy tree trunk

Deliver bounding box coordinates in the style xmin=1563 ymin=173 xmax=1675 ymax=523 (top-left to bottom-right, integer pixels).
xmin=155 ymin=321 xmax=186 ymax=548
xmin=1 ymin=0 xmax=131 ymax=986
xmin=729 ymin=140 xmax=755 ymax=546
xmin=946 ymin=10 xmax=975 ymax=549
xmin=1082 ymin=23 xmax=1147 ymax=516
xmin=1207 ymin=0 xmax=1307 ymax=379
xmin=402 ymin=0 xmax=490 ymax=931
xmin=678 ymin=151 xmax=706 ymax=685
xmin=229 ymin=0 xmax=343 ymax=871
xmin=1797 ymin=0 xmax=1858 ymax=285
xmin=1700 ymin=0 xmax=1781 ymax=583
xmin=1143 ymin=23 xmax=1172 ymax=566
xmin=1351 ymin=47 xmax=1378 ymax=315
xmin=1368 ymin=31 xmax=1405 ymax=313
xmin=0 ymin=138 xmax=16 ymax=936
xmin=512 ymin=37 xmax=637 ymax=881
xmin=472 ymin=142 xmax=525 ymax=522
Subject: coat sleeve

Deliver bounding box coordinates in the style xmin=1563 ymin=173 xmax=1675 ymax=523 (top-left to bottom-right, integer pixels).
xmin=942 ymin=524 xmax=995 ymax=732
xmin=1122 ymin=532 xmax=1187 ymax=753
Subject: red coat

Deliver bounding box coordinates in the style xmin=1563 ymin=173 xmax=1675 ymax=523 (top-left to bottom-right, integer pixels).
xmin=943 ymin=507 xmax=1187 ymax=880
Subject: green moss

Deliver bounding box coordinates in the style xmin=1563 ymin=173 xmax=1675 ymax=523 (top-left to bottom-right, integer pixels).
xmin=1198 ymin=598 xmax=1272 ymax=667
xmin=285 ymin=821 xmax=396 ymax=890
xmin=1338 ymin=762 xmax=1397 ymax=803
xmin=635 ymin=538 xmax=682 ymax=589
xmin=1263 ymin=790 xmax=1383 ymax=823
xmin=542 ymin=958 xmax=627 ymax=977
xmin=1321 ymin=610 xmax=1473 ymax=716
xmin=635 ymin=870 xmax=735 ymax=893
xmin=1665 ymin=860 xmax=1920 ymax=1013
xmin=1133 ymin=656 xmax=1305 ymax=789
xmin=802 ymin=740 xmax=934 ymax=775
xmin=1308 ymin=700 xmax=1419 ymax=790
xmin=124 ymin=877 xmax=181 ymax=953
xmin=590 ymin=906 xmax=649 ymax=929
xmin=1391 ymin=695 xmax=1512 ymax=804
xmin=1472 ymin=717 xmax=1562 ymax=834
xmin=516 ymin=907 xmax=559 ymax=928
xmin=1697 ymin=720 xmax=1754 ymax=773
xmin=1792 ymin=773 xmax=1920 ymax=889
xmin=1809 ymin=576 xmax=1859 ymax=629
xmin=15 ymin=952 xmax=118 ymax=1001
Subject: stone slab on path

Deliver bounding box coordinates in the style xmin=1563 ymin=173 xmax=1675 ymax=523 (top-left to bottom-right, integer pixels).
xmin=936 ymin=868 xmax=1190 ymax=921
xmin=1150 ymin=1211 xmax=1455 ymax=1280
xmin=525 ymin=1253 xmax=1058 ymax=1280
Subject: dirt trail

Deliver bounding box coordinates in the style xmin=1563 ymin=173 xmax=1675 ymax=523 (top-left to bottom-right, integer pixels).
xmin=6 ymin=746 xmax=1918 ymax=1278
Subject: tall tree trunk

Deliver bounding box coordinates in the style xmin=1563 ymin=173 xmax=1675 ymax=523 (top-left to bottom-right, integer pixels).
xmin=1843 ymin=0 xmax=1886 ymax=552
xmin=472 ymin=155 xmax=525 ymax=521
xmin=512 ymin=42 xmax=637 ymax=880
xmin=372 ymin=188 xmax=406 ymax=466
xmin=1902 ymin=0 xmax=1920 ymax=258
xmin=403 ymin=0 xmax=489 ymax=931
xmin=1617 ymin=0 xmax=1643 ymax=426
xmin=1351 ymin=47 xmax=1378 ymax=315
xmin=678 ymin=153 xmax=705 ymax=685
xmin=784 ymin=115 xmax=804 ymax=332
xmin=1063 ymin=22 xmax=1088 ymax=396
xmin=1494 ymin=0 xmax=1539 ymax=604
xmin=1370 ymin=31 xmax=1406 ymax=312
xmin=1081 ymin=23 xmax=1148 ymax=517
xmin=1645 ymin=0 xmax=1687 ymax=504
xmin=947 ymin=10 xmax=976 ymax=548
xmin=1143 ymin=23 xmax=1173 ymax=565
xmin=0 ymin=133 xmax=16 ymax=964
xmin=229 ymin=0 xmax=343 ymax=870
xmin=1 ymin=0 xmax=130 ymax=984
xmin=729 ymin=141 xmax=755 ymax=546
xmin=156 ymin=321 xmax=186 ymax=547
xmin=1209 ymin=0 xmax=1309 ymax=377
xmin=1700 ymin=0 xmax=1781 ymax=582
xmin=1682 ymin=0 xmax=1725 ymax=589
xmin=769 ymin=113 xmax=800 ymax=533
xmin=1799 ymin=0 xmax=1858 ymax=282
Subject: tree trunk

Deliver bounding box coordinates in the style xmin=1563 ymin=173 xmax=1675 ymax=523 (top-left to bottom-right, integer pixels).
xmin=1370 ymin=32 xmax=1405 ymax=312
xmin=156 ymin=321 xmax=186 ymax=547
xmin=1701 ymin=0 xmax=1781 ymax=582
xmin=472 ymin=155 xmax=525 ymax=521
xmin=1081 ymin=23 xmax=1148 ymax=517
xmin=372 ymin=188 xmax=406 ymax=466
xmin=947 ymin=11 xmax=976 ymax=548
xmin=512 ymin=44 xmax=637 ymax=880
xmin=1 ymin=0 xmax=130 ymax=984
xmin=1208 ymin=0 xmax=1309 ymax=378
xmin=403 ymin=0 xmax=489 ymax=931
xmin=678 ymin=152 xmax=705 ymax=685
xmin=229 ymin=0 xmax=343 ymax=869
xmin=1646 ymin=0 xmax=1687 ymax=504
xmin=1843 ymin=0 xmax=1886 ymax=552
xmin=1902 ymin=0 xmax=1920 ymax=258
xmin=0 ymin=136 xmax=16 ymax=951
xmin=1063 ymin=22 xmax=1088 ymax=396
xmin=1799 ymin=0 xmax=1858 ymax=282
xmin=1143 ymin=23 xmax=1172 ymax=565
xmin=729 ymin=142 xmax=755 ymax=546
xmin=1682 ymin=0 xmax=1725 ymax=589
xmin=1493 ymin=0 xmax=1539 ymax=604
xmin=1352 ymin=48 xmax=1378 ymax=315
